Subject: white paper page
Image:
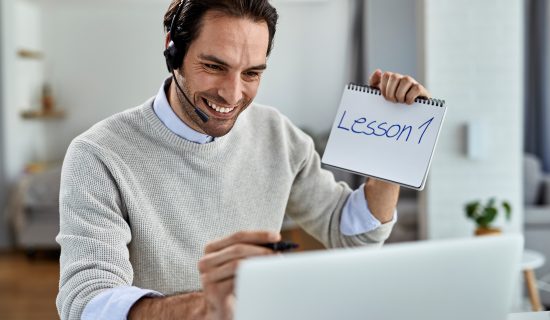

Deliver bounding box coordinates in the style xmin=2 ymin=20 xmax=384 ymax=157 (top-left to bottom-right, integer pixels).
xmin=321 ymin=85 xmax=447 ymax=190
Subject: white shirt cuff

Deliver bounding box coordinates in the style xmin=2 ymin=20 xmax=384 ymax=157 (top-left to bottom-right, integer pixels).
xmin=82 ymin=286 xmax=164 ymax=320
xmin=340 ymin=183 xmax=398 ymax=236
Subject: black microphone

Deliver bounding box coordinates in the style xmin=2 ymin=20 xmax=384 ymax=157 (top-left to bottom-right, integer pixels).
xmin=171 ymin=72 xmax=209 ymax=123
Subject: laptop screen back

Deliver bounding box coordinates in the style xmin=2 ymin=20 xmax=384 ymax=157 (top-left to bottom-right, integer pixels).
xmin=235 ymin=235 xmax=523 ymax=320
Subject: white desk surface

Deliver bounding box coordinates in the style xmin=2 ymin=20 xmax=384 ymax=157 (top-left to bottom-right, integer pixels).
xmin=508 ymin=312 xmax=549 ymax=319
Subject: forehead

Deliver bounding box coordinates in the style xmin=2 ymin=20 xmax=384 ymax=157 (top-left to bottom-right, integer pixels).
xmin=189 ymin=11 xmax=269 ymax=66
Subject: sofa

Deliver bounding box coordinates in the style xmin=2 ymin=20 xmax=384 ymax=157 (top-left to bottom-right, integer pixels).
xmin=8 ymin=164 xmax=61 ymax=252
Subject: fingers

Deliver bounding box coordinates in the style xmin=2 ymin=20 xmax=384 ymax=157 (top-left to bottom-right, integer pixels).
xmin=386 ymin=73 xmax=401 ymax=103
xmin=200 ymin=257 xmax=240 ymax=284
xmin=198 ymin=243 xmax=274 ymax=277
xmin=375 ymin=71 xmax=430 ymax=104
xmin=204 ymin=230 xmax=280 ymax=254
xmin=396 ymin=76 xmax=414 ymax=103
xmin=203 ymin=277 xmax=234 ymax=296
xmin=380 ymin=72 xmax=390 ymax=98
xmin=368 ymin=69 xmax=382 ymax=88
xmin=199 ymin=231 xmax=281 ymax=287
xmin=405 ymin=83 xmax=427 ymax=104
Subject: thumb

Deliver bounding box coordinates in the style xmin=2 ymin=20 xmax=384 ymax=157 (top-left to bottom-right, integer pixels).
xmin=369 ymin=69 xmax=382 ymax=88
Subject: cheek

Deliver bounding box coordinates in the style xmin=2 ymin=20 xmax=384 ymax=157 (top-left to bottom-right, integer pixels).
xmin=243 ymin=82 xmax=260 ymax=99
xmin=189 ymin=73 xmax=218 ymax=90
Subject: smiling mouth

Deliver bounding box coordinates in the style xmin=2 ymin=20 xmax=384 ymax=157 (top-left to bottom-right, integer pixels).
xmin=202 ymin=97 xmax=236 ymax=114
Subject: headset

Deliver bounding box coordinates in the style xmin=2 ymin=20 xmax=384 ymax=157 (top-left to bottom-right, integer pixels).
xmin=163 ymin=0 xmax=209 ymax=123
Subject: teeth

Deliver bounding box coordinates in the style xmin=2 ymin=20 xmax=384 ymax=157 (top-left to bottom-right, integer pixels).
xmin=205 ymin=98 xmax=235 ymax=113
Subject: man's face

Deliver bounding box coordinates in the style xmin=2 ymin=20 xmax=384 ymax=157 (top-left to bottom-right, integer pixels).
xmin=173 ymin=11 xmax=269 ymax=137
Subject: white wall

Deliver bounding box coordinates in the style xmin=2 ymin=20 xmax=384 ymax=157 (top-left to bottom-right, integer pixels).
xmin=1 ymin=0 xmax=44 ymax=182
xmin=419 ymin=0 xmax=524 ymax=239
xmin=40 ymin=1 xmax=167 ymax=160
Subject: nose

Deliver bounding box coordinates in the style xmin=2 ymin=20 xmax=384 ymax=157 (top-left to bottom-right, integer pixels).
xmin=218 ymin=73 xmax=243 ymax=106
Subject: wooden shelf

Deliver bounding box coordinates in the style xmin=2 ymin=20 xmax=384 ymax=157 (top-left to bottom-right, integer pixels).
xmin=21 ymin=109 xmax=65 ymax=119
xmin=17 ymin=49 xmax=44 ymax=60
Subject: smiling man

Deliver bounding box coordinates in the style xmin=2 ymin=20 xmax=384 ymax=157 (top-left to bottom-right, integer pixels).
xmin=56 ymin=1 xmax=430 ymax=320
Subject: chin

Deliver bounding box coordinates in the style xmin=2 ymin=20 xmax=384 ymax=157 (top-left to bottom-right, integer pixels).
xmin=203 ymin=121 xmax=236 ymax=138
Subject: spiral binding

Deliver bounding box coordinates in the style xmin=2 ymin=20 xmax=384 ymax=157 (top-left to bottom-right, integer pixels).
xmin=347 ymin=83 xmax=445 ymax=107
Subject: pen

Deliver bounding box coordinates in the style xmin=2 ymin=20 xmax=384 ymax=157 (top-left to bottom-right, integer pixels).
xmin=260 ymin=241 xmax=299 ymax=252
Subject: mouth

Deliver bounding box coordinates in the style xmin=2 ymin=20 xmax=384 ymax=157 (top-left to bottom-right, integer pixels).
xmin=201 ymin=97 xmax=237 ymax=118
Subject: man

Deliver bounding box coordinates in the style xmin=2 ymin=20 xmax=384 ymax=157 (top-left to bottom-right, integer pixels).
xmin=56 ymin=0 xmax=430 ymax=319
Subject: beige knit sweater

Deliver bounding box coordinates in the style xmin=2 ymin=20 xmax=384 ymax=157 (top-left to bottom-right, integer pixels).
xmin=56 ymin=98 xmax=394 ymax=319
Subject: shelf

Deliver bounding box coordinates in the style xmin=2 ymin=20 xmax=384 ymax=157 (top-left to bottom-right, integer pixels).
xmin=21 ymin=109 xmax=65 ymax=119
xmin=17 ymin=49 xmax=44 ymax=60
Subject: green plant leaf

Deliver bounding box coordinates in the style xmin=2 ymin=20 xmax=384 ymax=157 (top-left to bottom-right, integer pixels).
xmin=476 ymin=216 xmax=490 ymax=228
xmin=502 ymin=201 xmax=512 ymax=220
xmin=465 ymin=201 xmax=479 ymax=219
xmin=476 ymin=207 xmax=498 ymax=228
xmin=484 ymin=207 xmax=498 ymax=224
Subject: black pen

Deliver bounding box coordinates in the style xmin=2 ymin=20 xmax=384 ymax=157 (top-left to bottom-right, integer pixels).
xmin=260 ymin=241 xmax=299 ymax=252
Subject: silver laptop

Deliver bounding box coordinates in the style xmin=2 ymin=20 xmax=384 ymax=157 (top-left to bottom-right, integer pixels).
xmin=235 ymin=235 xmax=523 ymax=320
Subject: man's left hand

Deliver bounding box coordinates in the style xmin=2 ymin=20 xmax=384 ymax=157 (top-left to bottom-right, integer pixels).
xmin=368 ymin=69 xmax=430 ymax=105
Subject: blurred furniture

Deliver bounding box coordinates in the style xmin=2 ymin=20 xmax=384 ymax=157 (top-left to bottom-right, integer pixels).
xmin=523 ymin=153 xmax=550 ymax=307
xmin=522 ymin=249 xmax=546 ymax=311
xmin=8 ymin=164 xmax=62 ymax=252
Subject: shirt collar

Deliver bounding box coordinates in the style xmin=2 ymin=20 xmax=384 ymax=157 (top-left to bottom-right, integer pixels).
xmin=153 ymin=78 xmax=214 ymax=144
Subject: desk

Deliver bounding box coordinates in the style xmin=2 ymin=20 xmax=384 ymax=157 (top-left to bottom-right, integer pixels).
xmin=522 ymin=250 xmax=546 ymax=311
xmin=508 ymin=311 xmax=550 ymax=319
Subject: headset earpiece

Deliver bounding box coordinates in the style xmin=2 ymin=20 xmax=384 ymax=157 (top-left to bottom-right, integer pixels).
xmin=164 ymin=0 xmax=186 ymax=73
xmin=164 ymin=40 xmax=182 ymax=73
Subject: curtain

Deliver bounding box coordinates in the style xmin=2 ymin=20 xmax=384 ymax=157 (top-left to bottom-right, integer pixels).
xmin=351 ymin=0 xmax=366 ymax=85
xmin=525 ymin=0 xmax=550 ymax=171
xmin=345 ymin=0 xmax=367 ymax=188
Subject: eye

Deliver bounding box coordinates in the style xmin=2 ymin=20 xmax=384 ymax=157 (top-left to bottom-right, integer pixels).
xmin=204 ymin=64 xmax=222 ymax=71
xmin=243 ymin=71 xmax=261 ymax=80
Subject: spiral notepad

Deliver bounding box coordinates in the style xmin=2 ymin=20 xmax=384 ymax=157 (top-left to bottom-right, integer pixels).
xmin=321 ymin=83 xmax=447 ymax=190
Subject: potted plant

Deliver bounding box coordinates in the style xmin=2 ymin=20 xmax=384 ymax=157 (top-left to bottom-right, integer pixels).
xmin=464 ymin=197 xmax=512 ymax=236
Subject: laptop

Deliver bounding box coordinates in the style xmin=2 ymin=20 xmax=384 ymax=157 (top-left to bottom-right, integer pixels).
xmin=235 ymin=235 xmax=523 ymax=320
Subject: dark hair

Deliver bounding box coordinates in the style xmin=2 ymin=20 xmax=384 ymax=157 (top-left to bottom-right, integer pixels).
xmin=164 ymin=0 xmax=278 ymax=59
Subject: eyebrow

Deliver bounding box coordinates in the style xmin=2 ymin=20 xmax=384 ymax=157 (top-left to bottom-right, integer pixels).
xmin=198 ymin=54 xmax=267 ymax=71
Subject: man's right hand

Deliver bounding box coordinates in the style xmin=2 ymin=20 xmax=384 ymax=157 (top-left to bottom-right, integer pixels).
xmin=198 ymin=231 xmax=281 ymax=320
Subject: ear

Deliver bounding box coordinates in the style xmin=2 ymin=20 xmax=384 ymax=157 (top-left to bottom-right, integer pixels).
xmin=165 ymin=33 xmax=172 ymax=50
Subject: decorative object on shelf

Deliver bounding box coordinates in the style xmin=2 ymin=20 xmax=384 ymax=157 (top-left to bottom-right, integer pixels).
xmin=17 ymin=49 xmax=44 ymax=60
xmin=21 ymin=83 xmax=65 ymax=120
xmin=465 ymin=197 xmax=512 ymax=236
xmin=41 ymin=83 xmax=55 ymax=113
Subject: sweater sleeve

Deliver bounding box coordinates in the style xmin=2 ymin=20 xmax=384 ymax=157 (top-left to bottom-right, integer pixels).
xmin=284 ymin=132 xmax=395 ymax=249
xmin=56 ymin=140 xmax=135 ymax=320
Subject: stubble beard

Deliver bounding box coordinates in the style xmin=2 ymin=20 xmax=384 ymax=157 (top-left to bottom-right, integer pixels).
xmin=174 ymin=74 xmax=252 ymax=138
